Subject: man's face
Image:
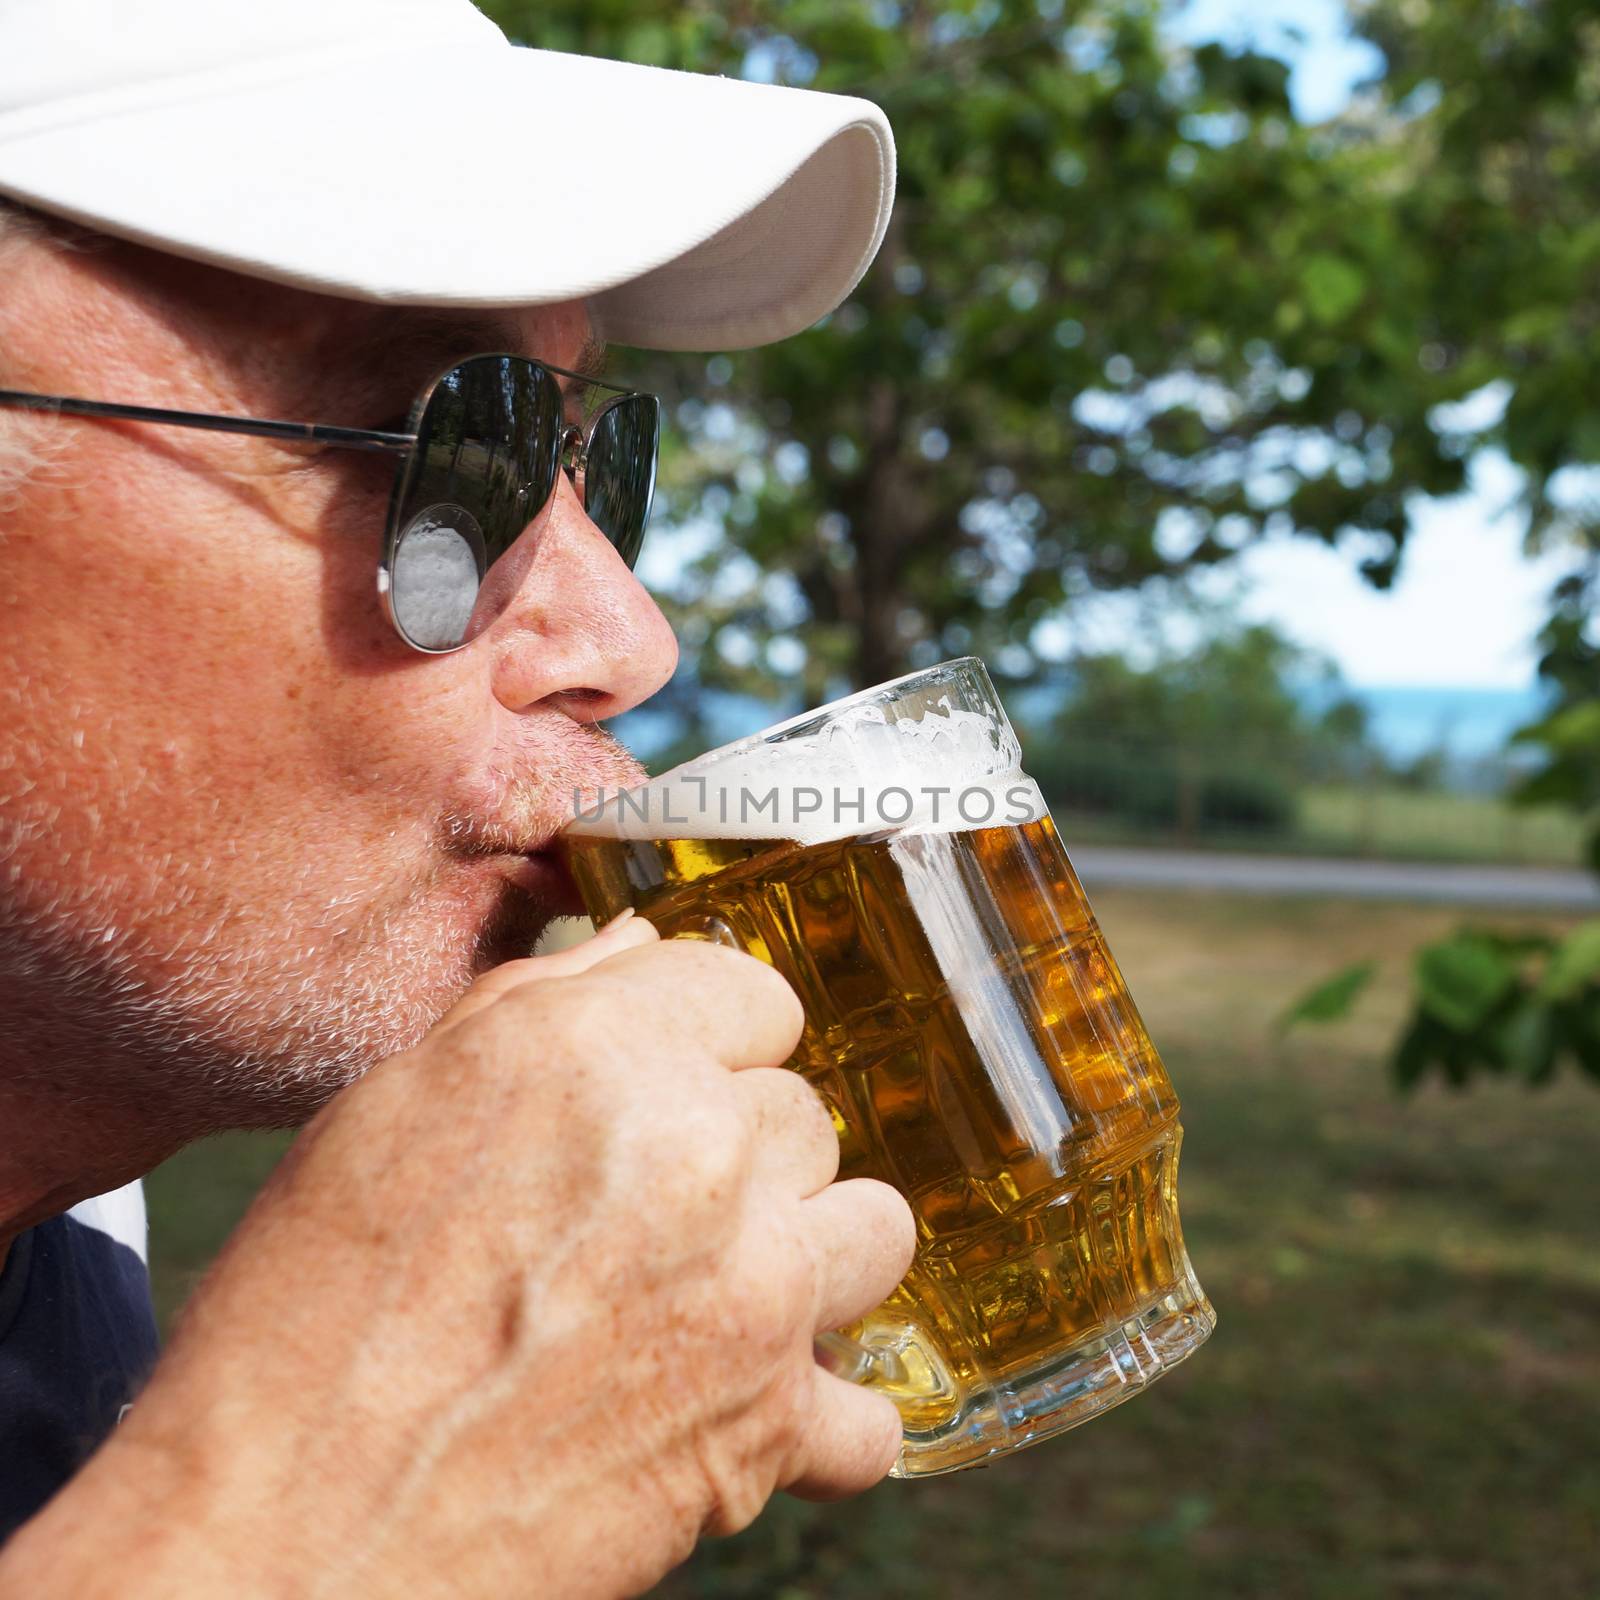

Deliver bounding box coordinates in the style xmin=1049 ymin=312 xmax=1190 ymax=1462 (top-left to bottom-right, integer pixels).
xmin=0 ymin=229 xmax=676 ymax=1131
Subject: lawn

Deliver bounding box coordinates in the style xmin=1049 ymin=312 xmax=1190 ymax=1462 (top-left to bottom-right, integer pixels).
xmin=144 ymin=890 xmax=1600 ymax=1598
xmin=1296 ymin=783 xmax=1587 ymax=866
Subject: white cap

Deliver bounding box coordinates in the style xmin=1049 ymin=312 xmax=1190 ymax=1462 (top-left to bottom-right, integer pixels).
xmin=0 ymin=0 xmax=896 ymax=350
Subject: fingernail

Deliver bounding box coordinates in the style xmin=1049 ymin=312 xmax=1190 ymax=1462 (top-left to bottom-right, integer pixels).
xmin=597 ymin=907 xmax=636 ymax=933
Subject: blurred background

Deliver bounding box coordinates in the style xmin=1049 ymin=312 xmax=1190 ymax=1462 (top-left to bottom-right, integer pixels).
xmin=147 ymin=1 xmax=1600 ymax=1594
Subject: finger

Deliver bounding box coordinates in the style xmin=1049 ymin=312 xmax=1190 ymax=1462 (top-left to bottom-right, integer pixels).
xmin=799 ymin=1179 xmax=917 ymax=1335
xmin=433 ymin=912 xmax=657 ymax=1035
xmin=730 ymin=1068 xmax=840 ymax=1198
xmin=779 ymin=1366 xmax=903 ymax=1504
xmin=596 ymin=939 xmax=805 ymax=1071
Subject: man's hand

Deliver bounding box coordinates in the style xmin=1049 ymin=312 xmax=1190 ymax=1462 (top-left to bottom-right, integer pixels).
xmin=0 ymin=915 xmax=916 ymax=1599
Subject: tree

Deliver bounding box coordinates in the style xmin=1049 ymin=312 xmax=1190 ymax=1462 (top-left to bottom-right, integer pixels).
xmin=484 ymin=0 xmax=1465 ymax=702
xmin=1356 ymin=0 xmax=1600 ymax=865
xmin=1025 ymin=613 xmax=1373 ymax=838
xmin=1047 ymin=616 xmax=1366 ymax=761
xmin=1283 ymin=0 xmax=1600 ymax=1094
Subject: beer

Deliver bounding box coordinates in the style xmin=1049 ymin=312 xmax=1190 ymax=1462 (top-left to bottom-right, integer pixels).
xmin=562 ymin=659 xmax=1213 ymax=1476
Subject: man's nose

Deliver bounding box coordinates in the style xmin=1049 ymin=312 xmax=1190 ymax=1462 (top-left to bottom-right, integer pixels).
xmin=484 ymin=474 xmax=678 ymax=721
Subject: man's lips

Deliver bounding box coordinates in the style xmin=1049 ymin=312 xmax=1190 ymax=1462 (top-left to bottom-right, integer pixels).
xmin=487 ymin=846 xmax=585 ymax=915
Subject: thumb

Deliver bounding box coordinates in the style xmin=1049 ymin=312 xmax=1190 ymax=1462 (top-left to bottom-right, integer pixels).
xmin=431 ymin=910 xmax=656 ymax=1036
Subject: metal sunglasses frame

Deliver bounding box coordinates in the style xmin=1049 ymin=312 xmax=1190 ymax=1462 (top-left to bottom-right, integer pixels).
xmin=0 ymin=355 xmax=657 ymax=653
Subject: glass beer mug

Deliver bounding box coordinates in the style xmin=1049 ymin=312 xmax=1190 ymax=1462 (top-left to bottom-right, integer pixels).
xmin=561 ymin=658 xmax=1214 ymax=1477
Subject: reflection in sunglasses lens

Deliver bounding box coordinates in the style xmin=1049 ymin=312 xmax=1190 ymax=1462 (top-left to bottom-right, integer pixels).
xmin=583 ymin=394 xmax=659 ymax=569
xmin=389 ymin=503 xmax=485 ymax=651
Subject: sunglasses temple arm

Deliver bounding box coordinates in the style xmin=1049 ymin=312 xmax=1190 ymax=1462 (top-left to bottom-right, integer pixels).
xmin=0 ymin=388 xmax=416 ymax=455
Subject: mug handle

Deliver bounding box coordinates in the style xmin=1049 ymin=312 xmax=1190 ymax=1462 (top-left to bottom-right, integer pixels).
xmin=674 ymin=916 xmax=909 ymax=1390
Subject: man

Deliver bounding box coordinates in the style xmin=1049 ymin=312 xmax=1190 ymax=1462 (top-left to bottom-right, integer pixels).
xmin=0 ymin=1 xmax=916 ymax=1593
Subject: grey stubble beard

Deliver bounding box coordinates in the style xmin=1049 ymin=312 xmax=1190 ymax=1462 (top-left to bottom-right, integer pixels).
xmin=0 ymin=839 xmax=482 ymax=1141
xmin=1 ymin=755 xmax=636 ymax=1145
xmin=0 ymin=717 xmax=642 ymax=1149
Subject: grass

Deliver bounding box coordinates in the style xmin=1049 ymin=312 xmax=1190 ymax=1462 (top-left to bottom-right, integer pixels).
xmin=1052 ymin=785 xmax=1587 ymax=867
xmin=144 ymin=892 xmax=1600 ymax=1598
xmin=144 ymin=1129 xmax=293 ymax=1331
xmin=1296 ymin=784 xmax=1586 ymax=866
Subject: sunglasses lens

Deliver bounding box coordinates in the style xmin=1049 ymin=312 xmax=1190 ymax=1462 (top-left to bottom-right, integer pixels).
xmin=583 ymin=393 xmax=660 ymax=569
xmin=387 ymin=356 xmax=563 ymax=651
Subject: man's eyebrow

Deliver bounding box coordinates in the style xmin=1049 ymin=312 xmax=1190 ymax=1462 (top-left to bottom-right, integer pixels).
xmin=568 ymin=330 xmax=609 ymax=385
xmin=372 ymin=309 xmax=536 ymax=371
xmin=378 ymin=310 xmax=607 ymax=381
xmin=344 ymin=311 xmax=612 ymax=416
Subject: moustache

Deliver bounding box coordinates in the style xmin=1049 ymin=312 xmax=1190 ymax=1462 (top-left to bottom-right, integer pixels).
xmin=445 ymin=721 xmax=648 ymax=857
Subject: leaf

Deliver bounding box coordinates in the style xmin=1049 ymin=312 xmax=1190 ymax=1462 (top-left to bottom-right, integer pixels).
xmin=1535 ymin=920 xmax=1600 ymax=1002
xmin=1413 ymin=934 xmax=1517 ymax=1033
xmin=1510 ymin=763 xmax=1588 ymax=809
xmin=1552 ymin=997 xmax=1600 ymax=1085
xmin=1477 ymin=929 xmax=1557 ymax=959
xmin=1391 ymin=1014 xmax=1436 ymax=1094
xmin=1511 ymin=700 xmax=1600 ymax=752
xmin=1492 ymin=998 xmax=1558 ymax=1084
xmin=1576 ymin=998 xmax=1600 ymax=1086
xmin=1278 ymin=961 xmax=1377 ymax=1031
xmin=1301 ymin=253 xmax=1367 ymax=325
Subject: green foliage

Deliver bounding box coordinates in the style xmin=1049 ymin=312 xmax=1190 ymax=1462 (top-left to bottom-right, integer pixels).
xmin=1024 ymin=613 xmax=1370 ymax=837
xmin=1030 ymin=739 xmax=1297 ymax=835
xmin=1414 ymin=932 xmax=1519 ymax=1031
xmin=480 ymin=0 xmax=1483 ymax=697
xmin=1189 ymin=761 xmax=1296 ymax=831
xmin=1278 ymin=959 xmax=1376 ymax=1029
xmin=1360 ymin=0 xmax=1600 ymax=515
xmin=1048 ymin=617 xmax=1365 ymax=760
xmin=1294 ymin=923 xmax=1600 ymax=1093
xmin=1346 ymin=0 xmax=1600 ymax=1091
xmin=1508 ymin=574 xmax=1600 ymax=870
xmin=1300 ymin=252 xmax=1367 ymax=327
xmin=1536 ymin=917 xmax=1600 ymax=1002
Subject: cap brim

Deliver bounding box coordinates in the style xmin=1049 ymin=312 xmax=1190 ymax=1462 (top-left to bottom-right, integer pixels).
xmin=0 ymin=44 xmax=894 ymax=351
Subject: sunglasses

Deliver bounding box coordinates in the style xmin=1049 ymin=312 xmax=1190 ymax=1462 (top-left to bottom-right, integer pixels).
xmin=0 ymin=353 xmax=660 ymax=653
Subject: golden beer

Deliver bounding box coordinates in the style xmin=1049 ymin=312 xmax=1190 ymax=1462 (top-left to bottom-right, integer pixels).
xmin=562 ymin=659 xmax=1213 ymax=1475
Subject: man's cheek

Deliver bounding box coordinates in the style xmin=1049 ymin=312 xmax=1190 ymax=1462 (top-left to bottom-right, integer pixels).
xmin=321 ymin=670 xmax=498 ymax=803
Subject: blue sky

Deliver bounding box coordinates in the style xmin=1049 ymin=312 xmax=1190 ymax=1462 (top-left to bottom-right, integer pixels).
xmin=1145 ymin=0 xmax=1578 ymax=691
xmin=1166 ymin=0 xmax=1384 ymax=120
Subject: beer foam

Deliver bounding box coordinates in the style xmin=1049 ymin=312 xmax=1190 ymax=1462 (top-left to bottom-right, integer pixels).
xmin=568 ymin=691 xmax=1046 ymax=846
